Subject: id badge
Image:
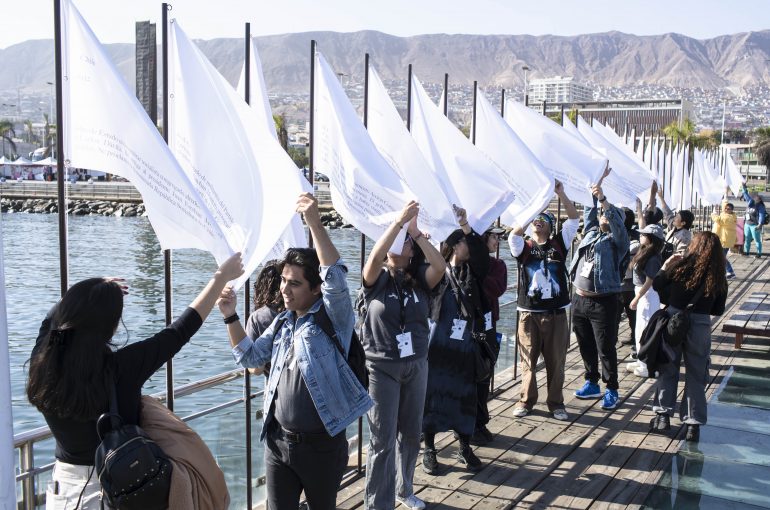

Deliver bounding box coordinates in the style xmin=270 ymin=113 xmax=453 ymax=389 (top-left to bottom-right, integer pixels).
xmin=484 ymin=311 xmax=493 ymax=331
xmin=396 ymin=331 xmax=415 ymax=358
xmin=580 ymin=260 xmax=593 ymax=279
xmin=450 ymin=319 xmax=467 ymax=340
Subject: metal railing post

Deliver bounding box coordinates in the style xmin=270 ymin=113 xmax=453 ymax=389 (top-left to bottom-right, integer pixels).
xmin=20 ymin=442 xmax=35 ymax=510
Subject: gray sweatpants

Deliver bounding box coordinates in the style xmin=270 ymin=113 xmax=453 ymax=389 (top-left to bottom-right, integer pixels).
xmin=364 ymin=357 xmax=428 ymax=510
xmin=653 ymin=309 xmax=712 ymax=424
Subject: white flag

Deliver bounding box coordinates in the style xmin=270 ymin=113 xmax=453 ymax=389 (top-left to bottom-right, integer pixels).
xmin=168 ymin=21 xmax=304 ymax=288
xmin=473 ymin=86 xmax=554 ymax=228
xmin=0 ymin=216 xmax=13 ymax=510
xmin=410 ymin=75 xmax=515 ymax=235
xmin=62 ymin=0 xmax=228 ymax=261
xmin=670 ymin=148 xmax=693 ymax=210
xmin=236 ymin=39 xmax=278 ymax=140
xmin=577 ymin=118 xmax=654 ymax=207
xmin=313 ymin=51 xmax=413 ymax=246
xmin=722 ymin=147 xmax=745 ymax=196
xmin=365 ymin=66 xmax=457 ymax=241
xmin=505 ymin=100 xmax=606 ymax=206
xmin=692 ymin=149 xmax=725 ymax=206
xmin=237 ymin=37 xmax=309 ymax=260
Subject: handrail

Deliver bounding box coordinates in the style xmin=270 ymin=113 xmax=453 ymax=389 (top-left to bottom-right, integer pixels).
xmin=13 ymin=367 xmax=252 ymax=448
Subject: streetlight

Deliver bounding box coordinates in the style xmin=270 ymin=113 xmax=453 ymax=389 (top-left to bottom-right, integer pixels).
xmin=46 ymin=81 xmax=54 ymax=122
xmin=522 ymin=65 xmax=530 ymax=104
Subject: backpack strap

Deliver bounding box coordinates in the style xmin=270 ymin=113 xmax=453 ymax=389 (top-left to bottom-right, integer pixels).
xmin=313 ymin=305 xmax=347 ymax=359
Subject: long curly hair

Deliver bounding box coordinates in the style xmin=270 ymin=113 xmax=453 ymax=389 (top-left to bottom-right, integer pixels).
xmin=252 ymin=259 xmax=285 ymax=312
xmin=667 ymin=231 xmax=727 ymax=297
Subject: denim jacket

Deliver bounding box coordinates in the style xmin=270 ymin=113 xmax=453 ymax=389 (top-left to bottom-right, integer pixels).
xmin=232 ymin=259 xmax=373 ymax=439
xmin=569 ymin=198 xmax=629 ymax=294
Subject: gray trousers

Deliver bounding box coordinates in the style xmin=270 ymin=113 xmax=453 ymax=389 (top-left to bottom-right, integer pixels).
xmin=364 ymin=357 xmax=428 ymax=510
xmin=653 ymin=309 xmax=712 ymax=424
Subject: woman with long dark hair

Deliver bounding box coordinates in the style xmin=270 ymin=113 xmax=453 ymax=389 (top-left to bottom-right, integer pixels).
xmin=422 ymin=207 xmax=492 ymax=475
xmin=361 ymin=201 xmax=445 ymax=510
xmin=650 ymin=232 xmax=728 ymax=441
xmin=626 ymin=224 xmax=665 ymax=378
xmin=27 ymin=253 xmax=244 ymax=509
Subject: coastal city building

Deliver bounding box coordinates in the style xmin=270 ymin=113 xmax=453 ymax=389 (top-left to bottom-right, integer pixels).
xmin=527 ymin=76 xmax=594 ymax=104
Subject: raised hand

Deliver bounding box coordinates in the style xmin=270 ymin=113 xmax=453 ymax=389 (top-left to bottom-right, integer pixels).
xmin=217 ymin=286 xmax=238 ymax=317
xmin=296 ymin=192 xmax=320 ymax=224
xmin=217 ymin=252 xmax=245 ymax=282
xmin=396 ymin=200 xmax=420 ymax=228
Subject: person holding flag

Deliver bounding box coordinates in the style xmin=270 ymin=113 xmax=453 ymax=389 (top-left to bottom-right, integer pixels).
xmin=508 ymin=181 xmax=580 ymax=421
xmin=570 ymin=168 xmax=630 ymax=411
xmin=217 ymin=193 xmax=372 ymax=510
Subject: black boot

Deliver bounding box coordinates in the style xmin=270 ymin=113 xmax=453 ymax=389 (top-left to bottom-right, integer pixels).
xmin=649 ymin=413 xmax=670 ymax=433
xmin=456 ymin=444 xmax=483 ymax=472
xmin=685 ymin=424 xmax=700 ymax=442
xmin=422 ymin=448 xmax=439 ymax=474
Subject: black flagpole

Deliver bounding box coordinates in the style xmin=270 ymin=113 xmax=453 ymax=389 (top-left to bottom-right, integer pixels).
xmin=161 ymin=2 xmax=174 ymax=411
xmin=242 ymin=22 xmax=253 ymax=510
xmin=53 ymin=0 xmax=68 ymax=296
xmin=308 ymin=40 xmax=316 ymax=247
xmin=443 ymin=73 xmax=448 ymax=117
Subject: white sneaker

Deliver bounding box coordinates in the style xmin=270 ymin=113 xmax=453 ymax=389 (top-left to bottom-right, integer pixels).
xmin=626 ymin=361 xmax=639 ymax=373
xmin=552 ymin=408 xmax=569 ymax=421
xmin=512 ymin=406 xmax=529 ymax=418
xmin=633 ymin=365 xmax=649 ymax=378
xmin=397 ymin=494 xmax=426 ymax=510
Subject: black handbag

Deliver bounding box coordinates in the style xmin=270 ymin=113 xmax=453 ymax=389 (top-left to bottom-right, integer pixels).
xmin=471 ymin=331 xmax=495 ymax=382
xmin=665 ymin=283 xmax=706 ymax=347
xmin=446 ymin=269 xmax=495 ymax=383
xmin=94 ymin=383 xmax=172 ymax=510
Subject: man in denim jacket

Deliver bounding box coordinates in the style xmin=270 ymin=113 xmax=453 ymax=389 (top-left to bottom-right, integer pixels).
xmin=569 ymin=181 xmax=629 ymax=411
xmin=218 ymin=192 xmax=373 ymax=510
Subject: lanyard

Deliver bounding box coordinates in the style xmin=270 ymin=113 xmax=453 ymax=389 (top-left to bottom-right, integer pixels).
xmin=391 ymin=274 xmax=407 ymax=332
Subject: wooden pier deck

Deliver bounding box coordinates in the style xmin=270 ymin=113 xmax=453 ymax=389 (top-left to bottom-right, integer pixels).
xmin=331 ymin=252 xmax=770 ymax=510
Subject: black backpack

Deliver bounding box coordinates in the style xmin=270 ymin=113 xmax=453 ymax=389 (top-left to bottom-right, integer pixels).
xmin=274 ymin=305 xmax=369 ymax=390
xmin=94 ymin=383 xmax=172 ymax=510
xmin=661 ymin=230 xmax=676 ymax=263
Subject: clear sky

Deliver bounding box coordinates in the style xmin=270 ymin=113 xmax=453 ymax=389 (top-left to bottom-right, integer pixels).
xmin=2 ymin=0 xmax=768 ymax=50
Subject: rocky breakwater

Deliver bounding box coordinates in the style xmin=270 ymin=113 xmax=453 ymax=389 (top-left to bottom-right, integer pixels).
xmin=0 ymin=198 xmax=357 ymax=228
xmin=319 ymin=209 xmax=353 ymax=229
xmin=0 ymin=198 xmax=147 ymax=217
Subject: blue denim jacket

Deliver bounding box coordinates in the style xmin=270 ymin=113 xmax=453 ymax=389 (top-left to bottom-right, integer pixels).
xmin=569 ymin=198 xmax=629 ymax=294
xmin=232 ymin=259 xmax=373 ymax=439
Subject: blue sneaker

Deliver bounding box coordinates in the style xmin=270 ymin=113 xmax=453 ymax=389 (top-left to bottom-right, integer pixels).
xmin=601 ymin=389 xmax=619 ymax=410
xmin=574 ymin=381 xmax=602 ymax=399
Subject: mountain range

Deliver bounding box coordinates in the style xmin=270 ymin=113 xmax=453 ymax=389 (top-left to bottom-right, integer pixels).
xmin=2 ymin=29 xmax=769 ymax=95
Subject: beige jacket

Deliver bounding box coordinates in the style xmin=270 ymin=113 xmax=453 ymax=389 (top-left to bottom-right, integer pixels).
xmin=140 ymin=396 xmax=230 ymax=510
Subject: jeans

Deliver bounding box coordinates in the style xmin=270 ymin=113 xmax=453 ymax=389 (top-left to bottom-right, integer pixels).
xmin=724 ymin=248 xmax=735 ymax=275
xmin=364 ymin=358 xmax=427 ymax=509
xmin=572 ymin=293 xmax=620 ymax=390
xmin=653 ymin=309 xmax=712 ymax=424
xmin=618 ymin=289 xmax=637 ymax=344
xmin=265 ymin=422 xmax=348 ymax=510
xmin=744 ymin=223 xmax=762 ymax=255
